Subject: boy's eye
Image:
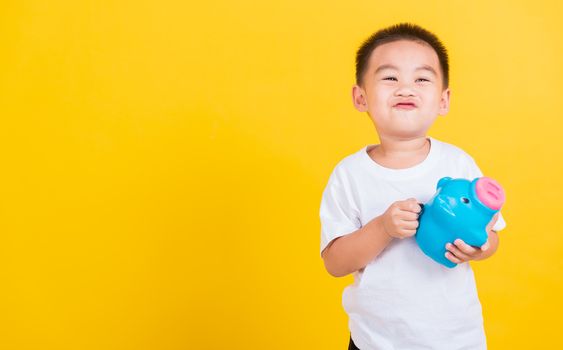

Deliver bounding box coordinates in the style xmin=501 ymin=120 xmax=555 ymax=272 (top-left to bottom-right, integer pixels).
xmin=382 ymin=77 xmax=430 ymax=82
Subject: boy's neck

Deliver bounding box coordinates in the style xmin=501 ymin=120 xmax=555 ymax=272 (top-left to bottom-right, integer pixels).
xmin=368 ymin=136 xmax=430 ymax=169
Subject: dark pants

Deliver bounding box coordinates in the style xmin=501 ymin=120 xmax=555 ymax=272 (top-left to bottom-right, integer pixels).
xmin=348 ymin=334 xmax=360 ymax=350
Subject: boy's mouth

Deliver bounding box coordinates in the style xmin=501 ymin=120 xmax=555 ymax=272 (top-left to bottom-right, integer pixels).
xmin=393 ymin=103 xmax=417 ymax=110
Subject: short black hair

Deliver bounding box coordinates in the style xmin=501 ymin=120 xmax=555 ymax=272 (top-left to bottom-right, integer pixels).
xmin=355 ymin=23 xmax=449 ymax=90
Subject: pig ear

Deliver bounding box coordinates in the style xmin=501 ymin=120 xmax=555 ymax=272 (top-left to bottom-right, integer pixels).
xmin=437 ymin=177 xmax=452 ymax=190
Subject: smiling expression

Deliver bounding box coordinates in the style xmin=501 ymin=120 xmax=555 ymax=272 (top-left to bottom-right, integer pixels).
xmin=353 ymin=39 xmax=451 ymax=139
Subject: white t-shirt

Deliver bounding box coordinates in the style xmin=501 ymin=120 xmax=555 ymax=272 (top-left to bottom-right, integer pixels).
xmin=319 ymin=136 xmax=506 ymax=350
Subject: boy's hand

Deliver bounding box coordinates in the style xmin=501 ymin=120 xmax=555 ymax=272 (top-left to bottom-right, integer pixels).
xmin=445 ymin=213 xmax=499 ymax=264
xmin=381 ymin=198 xmax=422 ymax=239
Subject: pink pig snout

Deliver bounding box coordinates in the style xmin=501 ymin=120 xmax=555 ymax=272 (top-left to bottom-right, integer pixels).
xmin=475 ymin=177 xmax=505 ymax=210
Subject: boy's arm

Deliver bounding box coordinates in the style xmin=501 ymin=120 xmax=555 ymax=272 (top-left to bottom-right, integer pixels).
xmin=322 ymin=198 xmax=421 ymax=277
xmin=322 ymin=215 xmax=393 ymax=278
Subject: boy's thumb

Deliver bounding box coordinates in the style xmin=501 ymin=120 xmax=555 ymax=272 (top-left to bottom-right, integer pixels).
xmin=481 ymin=241 xmax=490 ymax=252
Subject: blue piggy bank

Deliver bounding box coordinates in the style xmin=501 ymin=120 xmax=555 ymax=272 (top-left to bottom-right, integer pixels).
xmin=415 ymin=176 xmax=505 ymax=268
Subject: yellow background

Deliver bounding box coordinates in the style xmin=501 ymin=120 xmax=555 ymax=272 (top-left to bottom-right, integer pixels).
xmin=0 ymin=0 xmax=561 ymax=349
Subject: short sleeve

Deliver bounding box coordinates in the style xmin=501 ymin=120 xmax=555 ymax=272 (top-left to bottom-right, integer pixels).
xmin=319 ymin=167 xmax=361 ymax=257
xmin=464 ymin=155 xmax=507 ymax=232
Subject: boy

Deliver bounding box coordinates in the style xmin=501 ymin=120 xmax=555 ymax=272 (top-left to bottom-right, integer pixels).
xmin=319 ymin=23 xmax=506 ymax=350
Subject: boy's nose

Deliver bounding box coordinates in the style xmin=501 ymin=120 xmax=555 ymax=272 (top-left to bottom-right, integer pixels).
xmin=395 ymin=85 xmax=416 ymax=97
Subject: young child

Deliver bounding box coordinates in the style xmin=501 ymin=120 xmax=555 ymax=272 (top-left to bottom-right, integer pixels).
xmin=319 ymin=23 xmax=506 ymax=350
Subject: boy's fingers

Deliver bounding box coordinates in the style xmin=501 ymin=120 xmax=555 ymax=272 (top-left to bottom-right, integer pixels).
xmin=445 ymin=251 xmax=462 ymax=264
xmin=401 ymin=219 xmax=419 ymax=230
xmin=411 ymin=199 xmax=422 ymax=213
xmin=453 ymin=239 xmax=478 ymax=255
xmin=401 ymin=229 xmax=417 ymax=238
xmin=446 ymin=243 xmax=471 ymax=261
xmin=399 ymin=211 xmax=420 ymax=222
xmin=487 ymin=213 xmax=499 ymax=230
xmin=400 ymin=199 xmax=422 ymax=213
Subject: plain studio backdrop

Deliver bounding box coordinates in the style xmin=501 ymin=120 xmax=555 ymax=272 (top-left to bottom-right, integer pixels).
xmin=0 ymin=0 xmax=561 ymax=349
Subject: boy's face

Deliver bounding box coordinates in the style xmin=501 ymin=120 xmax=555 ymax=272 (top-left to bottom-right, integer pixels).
xmin=352 ymin=40 xmax=450 ymax=140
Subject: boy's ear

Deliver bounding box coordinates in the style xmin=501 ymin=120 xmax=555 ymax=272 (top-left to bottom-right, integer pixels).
xmin=438 ymin=88 xmax=451 ymax=116
xmin=352 ymin=85 xmax=368 ymax=112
